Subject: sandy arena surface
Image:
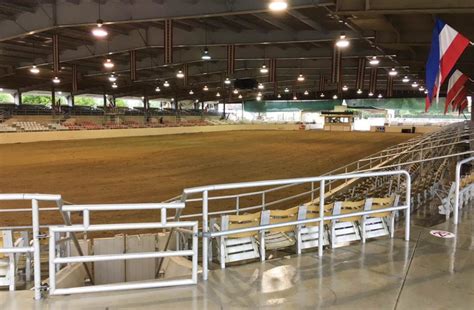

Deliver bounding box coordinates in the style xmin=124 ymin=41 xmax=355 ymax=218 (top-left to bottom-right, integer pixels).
xmin=0 ymin=130 xmax=414 ymax=227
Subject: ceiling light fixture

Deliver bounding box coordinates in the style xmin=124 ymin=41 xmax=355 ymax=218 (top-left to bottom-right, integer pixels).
xmin=411 ymin=81 xmax=419 ymax=88
xmin=30 ymin=65 xmax=40 ymax=74
xmin=368 ymin=91 xmax=374 ymax=97
xmin=388 ymin=68 xmax=398 ymax=76
xmin=108 ymin=74 xmax=117 ymax=82
xmin=277 ymin=94 xmax=281 ymax=98
xmin=112 ymin=83 xmax=118 ymax=88
xmin=402 ymin=76 xmax=410 ymax=83
xmin=176 ymin=70 xmax=185 ymax=79
xmin=238 ymin=94 xmax=243 ymax=99
xmin=224 ymin=77 xmax=231 ymax=85
xmin=357 ymin=89 xmax=362 ymax=94
xmin=293 ymin=95 xmax=297 ymax=100
xmin=419 ymin=86 xmax=425 ymax=92
xmin=256 ymin=95 xmax=262 ymax=101
xmin=163 ymin=80 xmax=170 ymax=87
xmin=216 ymin=92 xmax=221 ymax=97
xmin=201 ymin=47 xmax=211 ymax=60
xmin=52 ymin=76 xmax=60 ymax=84
xmin=233 ymin=89 xmax=239 ymax=94
xmin=155 ymin=86 xmax=161 ymax=92
xmin=268 ymin=0 xmax=288 ymax=12
xmin=297 ymin=74 xmax=305 ymax=82
xmin=332 ymin=94 xmax=338 ymax=100
xmin=260 ymin=64 xmax=269 ymax=74
xmin=378 ymin=93 xmax=383 ymax=98
xmin=369 ymin=56 xmax=379 ymax=66
xmin=92 ymin=19 xmax=108 ymax=38
xmin=336 ymin=33 xmax=350 ymax=48
xmin=342 ymin=85 xmax=348 ymax=91
xmin=203 ymin=85 xmax=209 ymax=91
xmin=320 ymin=92 xmax=325 ymax=98
xmin=304 ymin=90 xmax=309 ymax=95
xmin=258 ymin=83 xmax=264 ymax=90
xmin=284 ymin=87 xmax=290 ymax=93
xmin=189 ymin=89 xmax=194 ymax=95
xmin=103 ymin=58 xmax=114 ymax=69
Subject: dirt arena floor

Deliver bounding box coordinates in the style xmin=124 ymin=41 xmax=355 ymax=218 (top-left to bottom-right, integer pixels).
xmin=0 ymin=130 xmax=414 ymax=227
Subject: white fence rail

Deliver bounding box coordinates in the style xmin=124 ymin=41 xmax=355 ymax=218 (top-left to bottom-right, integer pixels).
xmin=47 ymin=202 xmax=198 ymax=296
xmin=454 ymin=156 xmax=474 ymax=224
xmin=181 ymin=170 xmax=411 ymax=280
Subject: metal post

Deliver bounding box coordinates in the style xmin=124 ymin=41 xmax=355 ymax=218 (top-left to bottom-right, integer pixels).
xmin=48 ymin=228 xmax=56 ymax=295
xmin=405 ymin=173 xmax=411 ymax=241
xmin=202 ymin=190 xmax=209 ymax=280
xmin=192 ymin=224 xmax=198 ymax=284
xmin=311 ymin=182 xmax=315 ymax=201
xmin=262 ymin=192 xmax=266 ymax=210
xmin=454 ymin=161 xmax=462 ymax=225
xmin=236 ymin=196 xmax=240 ymax=215
xmin=31 ymin=199 xmax=42 ymax=300
xmin=318 ymin=180 xmax=325 ymax=257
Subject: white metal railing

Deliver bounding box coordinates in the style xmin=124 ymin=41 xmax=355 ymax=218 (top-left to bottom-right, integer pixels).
xmin=454 ymin=156 xmax=474 ymax=225
xmin=0 ymin=193 xmax=62 ymax=300
xmin=181 ymin=170 xmax=411 ymax=280
xmin=47 ymin=202 xmax=198 ymax=296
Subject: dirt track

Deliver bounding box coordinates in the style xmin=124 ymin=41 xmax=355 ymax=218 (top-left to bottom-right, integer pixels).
xmin=0 ymin=130 xmax=414 ymax=226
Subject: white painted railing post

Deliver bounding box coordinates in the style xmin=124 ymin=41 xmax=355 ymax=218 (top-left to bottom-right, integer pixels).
xmin=318 ymin=180 xmax=325 ymax=258
xmin=202 ymin=190 xmax=209 ymax=281
xmin=31 ymin=199 xmax=42 ymax=300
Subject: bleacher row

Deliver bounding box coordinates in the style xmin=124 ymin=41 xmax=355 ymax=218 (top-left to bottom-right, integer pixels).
xmin=211 ymin=195 xmax=398 ymax=268
xmin=0 ymin=119 xmax=213 ymax=133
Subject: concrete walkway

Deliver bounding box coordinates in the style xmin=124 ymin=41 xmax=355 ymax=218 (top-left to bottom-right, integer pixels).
xmin=1 ymin=205 xmax=472 ymax=309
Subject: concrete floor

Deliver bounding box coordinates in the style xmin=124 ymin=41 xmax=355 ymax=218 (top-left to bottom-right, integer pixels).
xmin=1 ymin=207 xmax=472 ymax=309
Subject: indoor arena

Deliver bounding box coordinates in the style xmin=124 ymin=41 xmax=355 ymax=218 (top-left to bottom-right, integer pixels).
xmin=0 ymin=1 xmax=473 ymax=309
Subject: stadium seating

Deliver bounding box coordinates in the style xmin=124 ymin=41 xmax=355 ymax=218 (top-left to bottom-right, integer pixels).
xmin=0 ymin=231 xmax=15 ymax=290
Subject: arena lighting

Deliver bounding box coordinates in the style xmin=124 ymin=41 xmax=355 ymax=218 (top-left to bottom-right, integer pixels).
xmin=260 ymin=64 xmax=269 ymax=74
xmin=233 ymin=89 xmax=239 ymax=94
xmin=297 ymin=74 xmax=305 ymax=82
xmin=112 ymin=83 xmax=118 ymax=88
xmin=258 ymin=83 xmax=264 ymax=89
xmin=304 ymin=90 xmax=309 ymax=95
xmin=277 ymin=94 xmax=281 ymax=98
xmin=411 ymin=81 xmax=419 ymax=88
xmin=388 ymin=68 xmax=398 ymax=76
xmin=268 ymin=0 xmax=288 ymax=12
xmin=257 ymin=92 xmax=262 ymax=97
xmin=155 ymin=86 xmax=161 ymax=92
xmin=369 ymin=56 xmax=379 ymax=66
xmin=284 ymin=87 xmax=290 ymax=93
xmin=203 ymin=85 xmax=209 ymax=91
xmin=108 ymin=74 xmax=117 ymax=82
xmin=52 ymin=76 xmax=60 ymax=84
xmin=332 ymin=94 xmax=338 ymax=100
xmin=216 ymin=92 xmax=221 ymax=97
xmin=256 ymin=95 xmax=262 ymax=101
xmin=368 ymin=91 xmax=374 ymax=97
xmin=293 ymin=95 xmax=297 ymax=100
xmin=342 ymin=85 xmax=348 ymax=91
xmin=57 ymin=91 xmax=62 ymax=95
xmin=402 ymin=76 xmax=410 ymax=83
xmin=176 ymin=70 xmax=185 ymax=79
xmin=201 ymin=47 xmax=211 ymax=60
xmin=378 ymin=93 xmax=383 ymax=98
xmin=336 ymin=34 xmax=350 ymax=48
xmin=30 ymin=65 xmax=40 ymax=74
xmin=224 ymin=77 xmax=231 ymax=85
xmin=357 ymin=89 xmax=363 ymax=94
xmin=419 ymin=86 xmax=425 ymax=92
xmin=238 ymin=94 xmax=243 ymax=99
xmin=189 ymin=89 xmax=194 ymax=95
xmin=320 ymin=92 xmax=325 ymax=98
xmin=103 ymin=58 xmax=114 ymax=69
xmin=163 ymin=80 xmax=170 ymax=87
xmin=424 ymin=90 xmax=428 ymax=94
xmin=91 ymin=19 xmax=108 ymax=38
xmin=0 ymin=88 xmax=3 ymax=92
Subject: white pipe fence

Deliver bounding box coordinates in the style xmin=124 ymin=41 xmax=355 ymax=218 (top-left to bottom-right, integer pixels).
xmin=181 ymin=170 xmax=411 ymax=280
xmin=48 ymin=202 xmax=198 ymax=296
xmin=454 ymin=156 xmax=474 ymax=224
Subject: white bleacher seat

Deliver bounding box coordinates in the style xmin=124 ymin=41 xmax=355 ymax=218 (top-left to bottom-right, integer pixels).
xmin=0 ymin=230 xmax=15 ymax=291
xmin=331 ymin=200 xmax=364 ymax=248
xmin=361 ymin=195 xmax=399 ymax=242
xmin=296 ymin=203 xmax=331 ymax=254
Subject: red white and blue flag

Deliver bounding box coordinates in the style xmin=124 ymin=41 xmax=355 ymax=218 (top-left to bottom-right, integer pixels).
xmin=445 ymin=70 xmax=469 ymax=113
xmin=425 ymin=19 xmax=470 ymax=111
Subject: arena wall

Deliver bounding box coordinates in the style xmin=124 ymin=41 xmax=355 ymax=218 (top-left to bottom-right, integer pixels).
xmin=0 ymin=123 xmax=300 ymax=144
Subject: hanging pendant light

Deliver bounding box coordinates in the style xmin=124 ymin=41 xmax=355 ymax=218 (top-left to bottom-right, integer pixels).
xmin=297 ymin=74 xmax=305 ymax=82
xmin=224 ymin=77 xmax=231 ymax=85
xmin=304 ymin=90 xmax=309 ymax=95
xmin=368 ymin=91 xmax=374 ymax=97
xmin=52 ymin=76 xmax=61 ymax=84
xmin=277 ymin=94 xmax=281 ymax=98
xmin=203 ymin=85 xmax=209 ymax=91
xmin=258 ymin=83 xmax=264 ymax=89
xmin=260 ymin=64 xmax=269 ymax=74
xmin=155 ymin=86 xmax=161 ymax=92
xmin=357 ymin=89 xmax=363 ymax=94
xmin=411 ymin=81 xmax=419 ymax=88
xmin=233 ymin=89 xmax=239 ymax=94
xmin=269 ymin=0 xmax=288 ymax=11
xmin=108 ymin=74 xmax=117 ymax=82
xmin=402 ymin=76 xmax=410 ymax=83
xmin=293 ymin=95 xmax=297 ymax=100
xmin=111 ymin=83 xmax=118 ymax=88
xmin=369 ymin=56 xmax=379 ymax=66
xmin=216 ymin=92 xmax=221 ymax=97
xmin=284 ymin=87 xmax=290 ymax=93
xmin=92 ymin=19 xmax=108 ymax=38
xmin=320 ymin=92 xmax=325 ymax=98
xmin=163 ymin=80 xmax=170 ymax=87
xmin=201 ymin=47 xmax=211 ymax=60
xmin=378 ymin=93 xmax=383 ymax=98
xmin=103 ymin=58 xmax=114 ymax=69
xmin=176 ymin=70 xmax=185 ymax=79
xmin=238 ymin=94 xmax=243 ymax=99
xmin=332 ymin=94 xmax=338 ymax=100
xmin=256 ymin=95 xmax=262 ymax=101
xmin=388 ymin=68 xmax=398 ymax=76
xmin=30 ymin=65 xmax=40 ymax=74
xmin=189 ymin=89 xmax=194 ymax=95
xmin=342 ymin=85 xmax=349 ymax=91
xmin=336 ymin=33 xmax=350 ymax=48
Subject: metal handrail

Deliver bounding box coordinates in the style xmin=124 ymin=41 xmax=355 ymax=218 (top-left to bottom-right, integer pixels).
xmin=454 ymin=156 xmax=474 ymax=224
